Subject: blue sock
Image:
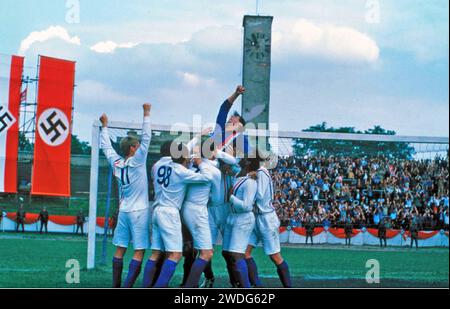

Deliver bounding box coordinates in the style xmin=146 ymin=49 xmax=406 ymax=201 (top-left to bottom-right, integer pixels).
xmin=153 ymin=260 xmax=178 ymax=288
xmin=276 ymin=261 xmax=292 ymax=288
xmin=246 ymin=258 xmax=263 ymax=287
xmin=142 ymin=260 xmax=158 ymax=288
xmin=112 ymin=257 xmax=123 ymax=288
xmin=235 ymin=259 xmax=251 ymax=288
xmin=123 ymin=259 xmax=142 ymax=288
xmin=184 ymin=258 xmax=209 ymax=288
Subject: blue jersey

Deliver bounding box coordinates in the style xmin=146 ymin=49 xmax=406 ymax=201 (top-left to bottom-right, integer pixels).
xmin=211 ymin=99 xmax=251 ymax=154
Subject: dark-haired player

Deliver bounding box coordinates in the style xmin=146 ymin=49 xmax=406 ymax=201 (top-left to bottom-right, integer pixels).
xmin=100 ymin=103 xmax=152 ymax=288
xmin=245 ymin=153 xmax=292 ymax=288
xmin=222 ymin=157 xmax=259 ymax=288
xmin=142 ymin=143 xmax=212 ymax=288
xmin=211 ymin=86 xmax=250 ymax=155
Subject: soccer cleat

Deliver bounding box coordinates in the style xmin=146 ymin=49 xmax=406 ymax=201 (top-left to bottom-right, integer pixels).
xmin=200 ymin=277 xmax=215 ymax=288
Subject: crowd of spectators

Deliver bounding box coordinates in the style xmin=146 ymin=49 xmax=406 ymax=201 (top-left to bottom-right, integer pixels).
xmin=272 ymin=154 xmax=449 ymax=231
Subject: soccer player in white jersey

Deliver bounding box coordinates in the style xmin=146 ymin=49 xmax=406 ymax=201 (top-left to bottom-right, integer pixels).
xmin=245 ymin=153 xmax=292 ymax=288
xmin=180 ymin=138 xmax=224 ymax=288
xmin=99 ymin=104 xmax=152 ymax=288
xmin=222 ymin=157 xmax=260 ymax=288
xmin=141 ymin=143 xmax=212 ymax=288
xmin=199 ymin=146 xmax=240 ymax=288
xmin=152 ymin=141 xmax=173 ymax=201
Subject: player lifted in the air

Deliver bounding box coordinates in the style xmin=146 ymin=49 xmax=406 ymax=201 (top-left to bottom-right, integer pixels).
xmin=100 ymin=103 xmax=152 ymax=288
xmin=222 ymin=156 xmax=260 ymax=288
xmin=200 ymin=86 xmax=247 ymax=288
xmin=142 ymin=143 xmax=212 ymax=288
xmin=245 ymin=153 xmax=292 ymax=288
xmin=211 ymin=85 xmax=250 ymax=155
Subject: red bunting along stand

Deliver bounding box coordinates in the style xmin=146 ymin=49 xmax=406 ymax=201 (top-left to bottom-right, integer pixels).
xmin=0 ymin=212 xmax=447 ymax=247
xmin=1 ymin=212 xmax=113 ymax=234
xmin=31 ymin=56 xmax=75 ymax=197
xmin=282 ymin=226 xmax=448 ymax=247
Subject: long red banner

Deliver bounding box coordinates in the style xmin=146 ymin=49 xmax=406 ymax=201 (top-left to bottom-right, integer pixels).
xmin=31 ymin=56 xmax=75 ymax=197
xmin=0 ymin=55 xmax=24 ymax=193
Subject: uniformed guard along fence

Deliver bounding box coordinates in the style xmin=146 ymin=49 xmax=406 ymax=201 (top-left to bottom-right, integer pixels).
xmin=87 ymin=120 xmax=448 ymax=269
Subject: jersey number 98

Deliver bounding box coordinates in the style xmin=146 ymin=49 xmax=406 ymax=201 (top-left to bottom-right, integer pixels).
xmin=157 ymin=166 xmax=172 ymax=188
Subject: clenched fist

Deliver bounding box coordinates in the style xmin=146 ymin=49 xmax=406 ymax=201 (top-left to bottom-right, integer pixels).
xmin=143 ymin=103 xmax=152 ymax=116
xmin=100 ymin=114 xmax=108 ymax=127
xmin=235 ymin=85 xmax=246 ymax=95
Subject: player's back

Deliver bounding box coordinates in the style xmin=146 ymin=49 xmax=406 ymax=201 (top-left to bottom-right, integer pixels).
xmin=230 ymin=176 xmax=257 ymax=214
xmin=154 ymin=161 xmax=210 ymax=210
xmin=152 ymin=156 xmax=172 ymax=202
xmin=185 ymin=159 xmax=221 ymax=206
xmin=255 ymin=167 xmax=275 ymax=214
xmin=100 ymin=115 xmax=152 ymax=213
xmin=113 ymin=157 xmax=149 ymax=212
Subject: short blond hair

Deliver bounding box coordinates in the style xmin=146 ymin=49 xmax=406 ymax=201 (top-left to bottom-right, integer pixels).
xmin=120 ymin=136 xmax=139 ymax=156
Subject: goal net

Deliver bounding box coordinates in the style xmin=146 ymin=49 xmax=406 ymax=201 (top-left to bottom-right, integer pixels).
xmin=87 ymin=121 xmax=449 ymax=269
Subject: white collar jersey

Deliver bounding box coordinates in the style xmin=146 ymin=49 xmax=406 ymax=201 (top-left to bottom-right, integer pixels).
xmin=100 ymin=116 xmax=152 ymax=213
xmin=255 ymin=167 xmax=275 ymax=214
xmin=229 ymin=176 xmax=257 ymax=214
xmin=185 ymin=159 xmax=221 ymax=207
xmin=154 ymin=161 xmax=212 ymax=210
xmin=152 ymin=156 xmax=172 ymax=202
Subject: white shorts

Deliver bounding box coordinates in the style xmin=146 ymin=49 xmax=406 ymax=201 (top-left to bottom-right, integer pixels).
xmin=209 ymin=204 xmax=229 ymax=245
xmin=248 ymin=211 xmax=281 ymax=256
xmin=222 ymin=212 xmax=255 ymax=254
xmin=182 ymin=202 xmax=213 ymax=250
xmin=113 ymin=208 xmax=151 ymax=250
xmin=151 ymin=206 xmax=183 ymax=253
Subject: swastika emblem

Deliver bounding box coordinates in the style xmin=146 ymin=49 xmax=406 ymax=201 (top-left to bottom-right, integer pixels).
xmin=37 ymin=108 xmax=70 ymax=147
xmin=0 ymin=106 xmax=16 ymax=135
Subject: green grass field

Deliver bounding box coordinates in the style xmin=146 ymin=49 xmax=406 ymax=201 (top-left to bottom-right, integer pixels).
xmin=0 ymin=232 xmax=448 ymax=288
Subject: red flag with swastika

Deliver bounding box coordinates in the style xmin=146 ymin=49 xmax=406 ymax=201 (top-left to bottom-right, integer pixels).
xmin=0 ymin=55 xmax=24 ymax=193
xmin=31 ymin=56 xmax=75 ymax=197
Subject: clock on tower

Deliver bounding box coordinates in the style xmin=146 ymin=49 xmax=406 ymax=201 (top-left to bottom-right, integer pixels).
xmin=242 ymin=15 xmax=273 ymax=126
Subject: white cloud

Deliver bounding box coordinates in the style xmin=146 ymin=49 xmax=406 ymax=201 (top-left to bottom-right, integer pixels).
xmin=19 ymin=26 xmax=81 ymax=55
xmin=177 ymin=71 xmax=216 ymax=87
xmin=274 ymin=19 xmax=380 ymax=64
xmin=188 ymin=26 xmax=241 ymax=54
xmin=90 ymin=41 xmax=139 ymax=54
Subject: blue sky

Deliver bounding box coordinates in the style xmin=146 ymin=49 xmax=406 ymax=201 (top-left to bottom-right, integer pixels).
xmin=0 ymin=0 xmax=448 ymax=142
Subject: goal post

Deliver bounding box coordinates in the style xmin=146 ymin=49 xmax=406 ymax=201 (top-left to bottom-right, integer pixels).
xmin=86 ymin=120 xmax=449 ymax=269
xmin=87 ymin=121 xmax=100 ymax=270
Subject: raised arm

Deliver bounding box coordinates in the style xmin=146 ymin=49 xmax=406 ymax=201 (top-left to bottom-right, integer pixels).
xmin=181 ymin=160 xmax=213 ymax=184
xmin=230 ymin=179 xmax=257 ymax=213
xmin=100 ymin=114 xmax=122 ymax=167
xmin=212 ymin=86 xmax=245 ymax=144
xmin=133 ymin=104 xmax=152 ymax=163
